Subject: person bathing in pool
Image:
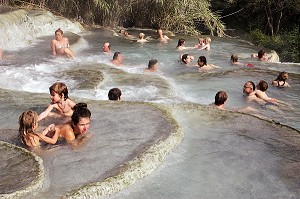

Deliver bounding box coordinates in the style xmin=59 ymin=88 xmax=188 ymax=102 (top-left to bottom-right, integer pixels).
xmin=54 ymin=103 xmax=92 ymax=145
xmin=272 ymin=71 xmax=290 ymax=87
xmin=51 ymin=28 xmax=74 ymax=59
xmin=19 ymin=110 xmax=59 ymax=148
xmin=38 ymin=82 xmax=76 ymax=121
xmin=210 ymin=91 xmax=228 ymax=110
xmin=197 ymin=56 xmax=219 ymax=71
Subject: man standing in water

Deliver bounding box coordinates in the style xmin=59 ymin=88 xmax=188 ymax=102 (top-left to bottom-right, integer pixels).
xmin=51 ymin=28 xmax=74 ymax=59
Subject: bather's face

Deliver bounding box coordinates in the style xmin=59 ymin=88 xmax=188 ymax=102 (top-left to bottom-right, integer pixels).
xmin=55 ymin=32 xmax=63 ymax=41
xmin=74 ymin=117 xmax=90 ymax=135
xmin=243 ymin=82 xmax=254 ymax=95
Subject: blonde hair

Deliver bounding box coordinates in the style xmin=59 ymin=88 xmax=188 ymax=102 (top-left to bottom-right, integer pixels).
xmin=18 ymin=110 xmax=38 ymax=144
xmin=139 ymin=33 xmax=145 ymax=39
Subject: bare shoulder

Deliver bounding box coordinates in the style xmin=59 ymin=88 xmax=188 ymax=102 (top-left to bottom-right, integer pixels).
xmin=59 ymin=124 xmax=75 ymax=141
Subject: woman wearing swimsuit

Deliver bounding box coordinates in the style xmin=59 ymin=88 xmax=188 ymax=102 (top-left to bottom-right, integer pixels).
xmin=51 ymin=28 xmax=74 ymax=59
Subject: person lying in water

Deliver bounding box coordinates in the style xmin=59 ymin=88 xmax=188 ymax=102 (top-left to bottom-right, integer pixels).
xmin=19 ymin=110 xmax=59 ymax=148
xmin=51 ymin=28 xmax=74 ymax=59
xmin=38 ymin=82 xmax=76 ymax=121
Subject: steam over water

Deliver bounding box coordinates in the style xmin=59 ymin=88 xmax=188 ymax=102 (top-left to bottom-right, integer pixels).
xmin=0 ymin=8 xmax=299 ymax=199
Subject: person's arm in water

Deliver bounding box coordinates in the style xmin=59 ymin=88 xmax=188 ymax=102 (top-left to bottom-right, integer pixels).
xmin=51 ymin=40 xmax=57 ymax=56
xmin=38 ymin=104 xmax=54 ymax=121
xmin=36 ymin=124 xmax=59 ymax=144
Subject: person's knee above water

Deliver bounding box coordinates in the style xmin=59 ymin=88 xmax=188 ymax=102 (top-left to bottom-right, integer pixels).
xmin=108 ymin=88 xmax=122 ymax=101
xmin=51 ymin=28 xmax=74 ymax=59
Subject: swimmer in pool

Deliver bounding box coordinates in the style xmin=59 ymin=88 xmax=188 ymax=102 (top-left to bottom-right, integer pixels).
xmin=176 ymin=38 xmax=197 ymax=51
xmin=108 ymin=88 xmax=122 ymax=100
xmin=38 ymin=82 xmax=76 ymax=121
xmin=111 ymin=52 xmax=123 ymax=66
xmin=145 ymin=59 xmax=159 ymax=72
xmin=180 ymin=54 xmax=194 ymax=65
xmin=19 ymin=110 xmax=59 ymax=148
xmin=198 ymin=37 xmax=211 ymax=51
xmin=137 ymin=33 xmax=148 ymax=43
xmin=51 ymin=28 xmax=74 ymax=59
xmin=102 ymin=42 xmax=112 ymax=54
xmin=197 ymin=56 xmax=219 ymax=71
xmin=55 ymin=103 xmax=92 ymax=145
xmin=157 ymin=28 xmax=170 ymax=43
xmin=255 ymin=80 xmax=278 ymax=104
xmin=272 ymin=71 xmax=290 ymax=87
xmin=210 ymin=91 xmax=228 ymax=110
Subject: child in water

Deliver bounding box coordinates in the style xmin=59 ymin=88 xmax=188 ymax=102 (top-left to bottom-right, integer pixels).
xmin=38 ymin=82 xmax=76 ymax=121
xmin=272 ymin=71 xmax=290 ymax=87
xmin=19 ymin=110 xmax=59 ymax=148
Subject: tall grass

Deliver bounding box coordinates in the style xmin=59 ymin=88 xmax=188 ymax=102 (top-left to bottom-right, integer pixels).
xmin=1 ymin=0 xmax=225 ymax=36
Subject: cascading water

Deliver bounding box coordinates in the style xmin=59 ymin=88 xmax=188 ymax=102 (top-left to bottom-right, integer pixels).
xmin=0 ymin=7 xmax=299 ymax=199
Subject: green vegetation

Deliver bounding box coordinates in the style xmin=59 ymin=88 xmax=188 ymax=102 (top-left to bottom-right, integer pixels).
xmin=1 ymin=0 xmax=299 ymax=62
xmin=2 ymin=0 xmax=225 ymax=36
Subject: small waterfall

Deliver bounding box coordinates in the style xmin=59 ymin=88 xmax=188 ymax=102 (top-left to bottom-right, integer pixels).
xmin=0 ymin=8 xmax=83 ymax=50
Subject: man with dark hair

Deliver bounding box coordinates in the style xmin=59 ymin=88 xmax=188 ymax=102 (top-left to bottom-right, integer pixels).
xmin=108 ymin=88 xmax=122 ymax=101
xmin=145 ymin=59 xmax=159 ymax=72
xmin=112 ymin=52 xmax=123 ymax=66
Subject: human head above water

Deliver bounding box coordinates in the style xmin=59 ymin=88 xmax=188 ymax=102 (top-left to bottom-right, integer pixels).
xmin=214 ymin=91 xmax=228 ymax=106
xmin=113 ymin=52 xmax=122 ymax=61
xmin=49 ymin=82 xmax=69 ymax=100
xmin=243 ymin=81 xmax=255 ymax=95
xmin=108 ymin=88 xmax=122 ymax=100
xmin=55 ymin=28 xmax=63 ymax=35
xmin=19 ymin=110 xmax=38 ymax=135
xmin=177 ymin=38 xmax=185 ymax=47
xmin=103 ymin=42 xmax=111 ymax=52
xmin=258 ymin=49 xmax=266 ymax=59
xmin=148 ymin=59 xmax=158 ymax=69
xmin=231 ymin=54 xmax=238 ymax=63
xmin=71 ymin=103 xmax=91 ymax=125
xmin=197 ymin=56 xmax=207 ymax=67
xmin=139 ymin=33 xmax=145 ymax=39
xmin=257 ymin=80 xmax=268 ymax=92
xmin=181 ymin=54 xmax=192 ymax=64
xmin=276 ymin=71 xmax=289 ymax=81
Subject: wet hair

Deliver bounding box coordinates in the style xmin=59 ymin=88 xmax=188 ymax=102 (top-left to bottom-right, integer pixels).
xmin=215 ymin=91 xmax=228 ymax=106
xmin=108 ymin=88 xmax=122 ymax=100
xmin=244 ymin=81 xmax=256 ymax=91
xmin=139 ymin=33 xmax=145 ymax=39
xmin=49 ymin=82 xmax=69 ymax=100
xmin=274 ymin=71 xmax=288 ymax=86
xmin=231 ymin=54 xmax=238 ymax=63
xmin=257 ymin=80 xmax=268 ymax=92
xmin=198 ymin=56 xmax=207 ymax=66
xmin=148 ymin=59 xmax=158 ymax=69
xmin=258 ymin=50 xmax=266 ymax=59
xmin=205 ymin=37 xmax=211 ymax=43
xmin=55 ymin=28 xmax=63 ymax=35
xmin=113 ymin=52 xmax=121 ymax=60
xmin=177 ymin=38 xmax=185 ymax=48
xmin=181 ymin=54 xmax=189 ymax=64
xmin=18 ymin=110 xmax=38 ymax=144
xmin=71 ymin=103 xmax=91 ymax=125
xmin=198 ymin=37 xmax=204 ymax=43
